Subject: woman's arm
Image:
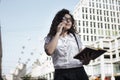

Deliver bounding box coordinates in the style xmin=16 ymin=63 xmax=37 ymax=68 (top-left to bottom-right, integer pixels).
xmin=44 ymin=33 xmax=60 ymax=55
xmin=44 ymin=22 xmax=65 ymax=55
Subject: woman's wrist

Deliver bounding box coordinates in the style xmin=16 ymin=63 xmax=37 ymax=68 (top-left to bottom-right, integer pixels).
xmin=56 ymin=32 xmax=61 ymax=36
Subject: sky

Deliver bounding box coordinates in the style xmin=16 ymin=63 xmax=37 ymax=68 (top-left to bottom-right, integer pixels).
xmin=0 ymin=0 xmax=80 ymax=75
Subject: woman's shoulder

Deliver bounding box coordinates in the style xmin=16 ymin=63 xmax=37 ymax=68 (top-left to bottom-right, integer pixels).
xmin=44 ymin=36 xmax=52 ymax=43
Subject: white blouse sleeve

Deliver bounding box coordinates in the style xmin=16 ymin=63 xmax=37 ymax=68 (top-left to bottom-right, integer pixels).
xmin=44 ymin=36 xmax=51 ymax=44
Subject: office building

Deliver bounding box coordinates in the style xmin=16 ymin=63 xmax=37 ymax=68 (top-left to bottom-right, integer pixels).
xmin=73 ymin=0 xmax=120 ymax=80
xmin=73 ymin=0 xmax=120 ymax=45
xmin=87 ymin=36 xmax=120 ymax=80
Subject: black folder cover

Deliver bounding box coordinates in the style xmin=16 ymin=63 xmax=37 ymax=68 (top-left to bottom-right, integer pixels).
xmin=74 ymin=47 xmax=107 ymax=60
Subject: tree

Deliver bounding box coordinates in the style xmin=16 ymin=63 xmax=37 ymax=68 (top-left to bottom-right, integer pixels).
xmin=21 ymin=75 xmax=31 ymax=80
xmin=21 ymin=75 xmax=47 ymax=80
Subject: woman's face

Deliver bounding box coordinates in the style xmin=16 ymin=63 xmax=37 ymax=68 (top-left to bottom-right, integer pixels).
xmin=62 ymin=14 xmax=72 ymax=31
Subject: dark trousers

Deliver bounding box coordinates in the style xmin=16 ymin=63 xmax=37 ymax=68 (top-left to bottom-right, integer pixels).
xmin=54 ymin=66 xmax=89 ymax=80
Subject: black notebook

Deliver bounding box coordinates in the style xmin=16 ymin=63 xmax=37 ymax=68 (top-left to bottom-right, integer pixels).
xmin=74 ymin=47 xmax=107 ymax=60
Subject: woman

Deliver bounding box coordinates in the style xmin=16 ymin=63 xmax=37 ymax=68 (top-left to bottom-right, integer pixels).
xmin=44 ymin=9 xmax=91 ymax=80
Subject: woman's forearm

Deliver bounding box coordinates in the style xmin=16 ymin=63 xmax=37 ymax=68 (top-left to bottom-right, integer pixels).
xmin=45 ymin=33 xmax=60 ymax=55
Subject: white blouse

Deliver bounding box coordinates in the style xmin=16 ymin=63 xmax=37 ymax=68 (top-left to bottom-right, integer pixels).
xmin=45 ymin=33 xmax=83 ymax=69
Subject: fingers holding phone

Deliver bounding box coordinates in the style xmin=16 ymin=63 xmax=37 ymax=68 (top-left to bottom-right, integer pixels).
xmin=57 ymin=22 xmax=65 ymax=34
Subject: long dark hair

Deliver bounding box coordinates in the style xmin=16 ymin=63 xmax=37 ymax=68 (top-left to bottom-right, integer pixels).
xmin=47 ymin=9 xmax=76 ymax=38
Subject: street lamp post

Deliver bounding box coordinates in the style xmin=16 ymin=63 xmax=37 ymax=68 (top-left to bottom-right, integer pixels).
xmin=0 ymin=26 xmax=3 ymax=80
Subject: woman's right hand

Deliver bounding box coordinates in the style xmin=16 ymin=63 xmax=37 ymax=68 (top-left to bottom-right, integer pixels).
xmin=45 ymin=22 xmax=65 ymax=55
xmin=57 ymin=22 xmax=65 ymax=35
xmin=80 ymin=53 xmax=91 ymax=65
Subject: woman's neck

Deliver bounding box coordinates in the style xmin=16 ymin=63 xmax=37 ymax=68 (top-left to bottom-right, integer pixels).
xmin=60 ymin=31 xmax=68 ymax=37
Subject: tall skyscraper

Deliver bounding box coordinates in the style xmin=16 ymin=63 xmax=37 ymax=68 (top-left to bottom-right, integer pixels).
xmin=73 ymin=0 xmax=120 ymax=45
xmin=73 ymin=0 xmax=120 ymax=80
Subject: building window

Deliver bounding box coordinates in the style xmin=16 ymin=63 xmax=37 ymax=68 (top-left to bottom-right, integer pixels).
xmin=96 ymin=3 xmax=98 ymax=8
xmin=103 ymin=4 xmax=105 ymax=9
xmin=82 ymin=14 xmax=84 ymax=19
xmin=108 ymin=24 xmax=110 ymax=29
xmin=86 ymin=21 xmax=88 ymax=26
xmin=86 ymin=28 xmax=89 ymax=33
xmin=119 ymin=1 xmax=120 ymax=5
xmin=104 ymin=55 xmax=110 ymax=59
xmin=105 ymin=23 xmax=107 ymax=29
xmin=99 ymin=3 xmax=101 ymax=8
xmin=94 ymin=36 xmax=96 ymax=41
xmin=109 ymin=0 xmax=111 ymax=4
xmin=86 ymin=14 xmax=88 ymax=19
xmin=103 ymin=0 xmax=105 ymax=3
xmin=93 ymin=9 xmax=95 ymax=14
xmin=111 ymin=18 xmax=113 ymax=22
xmin=79 ymin=27 xmax=81 ymax=33
xmin=91 ymin=29 xmax=93 ymax=34
xmin=117 ymin=12 xmax=119 ymax=17
xmin=112 ymin=24 xmax=114 ymax=29
xmin=83 ymin=21 xmax=85 ymax=26
xmin=90 ymin=8 xmax=92 ymax=13
xmin=104 ymin=64 xmax=112 ymax=75
xmin=116 ymin=6 xmax=118 ymax=11
xmin=118 ymin=25 xmax=120 ymax=30
xmin=103 ymin=47 xmax=110 ymax=50
xmin=111 ymin=40 xmax=115 ymax=48
xmin=83 ymin=28 xmax=85 ymax=33
xmin=106 ymin=4 xmax=108 ymax=9
xmin=93 ymin=15 xmax=95 ymax=20
xmin=83 ymin=35 xmax=85 ymax=41
xmin=101 ymin=23 xmax=103 ymax=28
xmin=112 ymin=0 xmax=114 ymax=4
xmin=110 ymin=5 xmax=112 ymax=9
xmin=94 ymin=29 xmax=96 ymax=34
xmin=114 ymin=25 xmax=117 ymax=30
xmin=90 ymin=22 xmax=92 ymax=27
xmin=97 ymin=16 xmax=99 ymax=21
xmin=78 ymin=20 xmax=80 ymax=26
xmin=98 ymin=23 xmax=100 ymax=28
xmin=107 ymin=17 xmax=109 ymax=22
xmin=100 ymin=16 xmax=102 ymax=21
xmin=107 ymin=11 xmax=109 ymax=16
xmin=49 ymin=73 xmax=51 ymax=79
xmin=115 ymin=0 xmax=118 ymax=5
xmin=85 ymin=8 xmax=88 ymax=13
xmin=91 ymin=36 xmax=93 ymax=41
xmin=114 ymin=18 xmax=116 ymax=23
xmin=92 ymin=2 xmax=94 ymax=7
xmin=110 ymin=11 xmax=112 ymax=16
xmin=97 ymin=9 xmax=99 ymax=14
xmin=94 ymin=22 xmax=96 ymax=27
xmin=113 ymin=12 xmax=115 ymax=17
xmin=75 ymin=20 xmax=77 ymax=26
xmin=106 ymin=0 xmax=108 ymax=3
xmin=112 ymin=54 xmax=116 ymax=58
xmin=104 ymin=17 xmax=106 ymax=22
xmin=82 ymin=7 xmax=84 ymax=12
xmin=100 ymin=10 xmax=102 ymax=15
xmin=87 ymin=35 xmax=89 ymax=41
xmin=90 ymin=15 xmax=92 ymax=20
xmin=89 ymin=2 xmax=91 ymax=6
xmin=118 ymin=19 xmax=120 ymax=23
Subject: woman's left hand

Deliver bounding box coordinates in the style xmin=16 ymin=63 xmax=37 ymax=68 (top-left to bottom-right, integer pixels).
xmin=80 ymin=53 xmax=92 ymax=65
